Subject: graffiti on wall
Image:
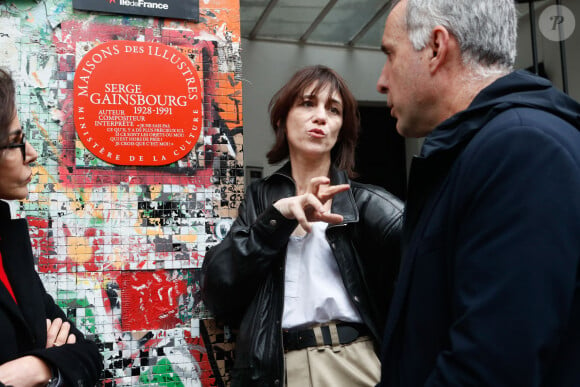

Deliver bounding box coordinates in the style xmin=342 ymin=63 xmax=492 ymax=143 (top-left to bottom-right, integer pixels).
xmin=0 ymin=0 xmax=242 ymax=385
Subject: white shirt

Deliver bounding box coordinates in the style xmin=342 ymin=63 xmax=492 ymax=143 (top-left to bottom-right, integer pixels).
xmin=281 ymin=222 xmax=363 ymax=329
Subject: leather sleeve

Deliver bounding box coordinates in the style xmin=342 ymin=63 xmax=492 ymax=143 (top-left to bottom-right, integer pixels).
xmin=201 ymin=183 xmax=297 ymax=325
xmin=352 ymin=183 xmax=404 ymax=330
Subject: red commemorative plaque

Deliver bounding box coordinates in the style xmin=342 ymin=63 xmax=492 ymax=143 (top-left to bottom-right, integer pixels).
xmin=74 ymin=41 xmax=202 ymax=166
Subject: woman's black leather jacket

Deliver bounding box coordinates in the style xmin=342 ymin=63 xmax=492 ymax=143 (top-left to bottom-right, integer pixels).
xmin=202 ymin=162 xmax=403 ymax=387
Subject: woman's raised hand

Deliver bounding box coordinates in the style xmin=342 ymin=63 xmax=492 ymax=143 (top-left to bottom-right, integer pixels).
xmin=273 ymin=176 xmax=349 ymax=233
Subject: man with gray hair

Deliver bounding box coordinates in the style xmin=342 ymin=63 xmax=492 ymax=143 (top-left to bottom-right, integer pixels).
xmin=376 ymin=0 xmax=580 ymax=386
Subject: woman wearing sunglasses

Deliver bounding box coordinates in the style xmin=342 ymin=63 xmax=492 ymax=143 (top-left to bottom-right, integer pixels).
xmin=0 ymin=68 xmax=102 ymax=386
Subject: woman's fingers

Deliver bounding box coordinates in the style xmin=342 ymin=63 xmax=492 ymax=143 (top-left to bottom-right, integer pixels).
xmin=318 ymin=184 xmax=350 ymax=201
xmin=306 ymin=176 xmax=331 ymax=194
xmin=300 ymin=193 xmax=345 ymax=228
xmin=46 ymin=318 xmax=73 ymax=347
xmin=307 ymin=177 xmax=349 ymax=202
xmin=67 ymin=333 xmax=77 ymax=344
xmin=317 ymin=211 xmax=344 ymax=224
xmin=46 ymin=318 xmax=60 ymax=348
xmin=55 ymin=321 xmax=71 ymax=346
xmin=273 ymin=177 xmax=349 ymax=232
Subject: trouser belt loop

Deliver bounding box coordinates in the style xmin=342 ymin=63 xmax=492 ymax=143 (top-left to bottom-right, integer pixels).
xmin=313 ymin=325 xmax=325 ymax=351
xmin=329 ymin=323 xmax=341 ymax=353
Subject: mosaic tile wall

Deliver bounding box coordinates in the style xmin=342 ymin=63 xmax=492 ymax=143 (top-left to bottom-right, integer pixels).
xmin=0 ymin=1 xmax=242 ymax=385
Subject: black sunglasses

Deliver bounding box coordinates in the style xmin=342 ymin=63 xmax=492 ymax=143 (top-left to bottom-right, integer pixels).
xmin=0 ymin=133 xmax=26 ymax=161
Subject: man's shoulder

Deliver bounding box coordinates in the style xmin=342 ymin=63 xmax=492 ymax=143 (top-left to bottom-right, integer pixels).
xmin=473 ymin=106 xmax=580 ymax=154
xmin=484 ymin=106 xmax=577 ymax=133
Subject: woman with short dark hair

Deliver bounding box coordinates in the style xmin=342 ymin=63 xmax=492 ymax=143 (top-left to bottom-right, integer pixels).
xmin=0 ymin=68 xmax=102 ymax=387
xmin=202 ymin=65 xmax=403 ymax=387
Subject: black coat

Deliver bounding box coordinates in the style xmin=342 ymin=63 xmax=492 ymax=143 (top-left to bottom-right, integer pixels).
xmin=202 ymin=163 xmax=403 ymax=387
xmin=0 ymin=205 xmax=102 ymax=386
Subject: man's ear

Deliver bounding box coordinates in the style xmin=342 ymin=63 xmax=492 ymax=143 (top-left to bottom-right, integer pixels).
xmin=428 ymin=26 xmax=452 ymax=73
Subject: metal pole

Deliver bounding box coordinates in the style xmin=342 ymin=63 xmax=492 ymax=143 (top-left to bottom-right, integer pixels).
xmin=529 ymin=1 xmax=539 ymax=74
xmin=556 ymin=0 xmax=569 ymax=94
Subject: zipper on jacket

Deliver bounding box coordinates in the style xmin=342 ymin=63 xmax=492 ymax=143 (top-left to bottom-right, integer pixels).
xmin=278 ymin=256 xmax=287 ymax=387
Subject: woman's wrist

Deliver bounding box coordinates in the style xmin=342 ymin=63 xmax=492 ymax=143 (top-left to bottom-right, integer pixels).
xmin=20 ymin=356 xmax=53 ymax=385
xmin=46 ymin=366 xmax=63 ymax=387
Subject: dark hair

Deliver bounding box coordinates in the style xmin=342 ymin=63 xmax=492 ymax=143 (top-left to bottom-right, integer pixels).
xmin=0 ymin=69 xmax=16 ymax=146
xmin=266 ymin=65 xmax=360 ymax=177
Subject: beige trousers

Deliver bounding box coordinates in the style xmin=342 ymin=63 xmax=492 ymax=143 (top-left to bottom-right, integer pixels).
xmin=285 ymin=328 xmax=380 ymax=387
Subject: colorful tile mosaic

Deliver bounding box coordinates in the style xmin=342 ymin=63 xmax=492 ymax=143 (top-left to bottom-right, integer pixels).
xmin=1 ymin=1 xmax=242 ymax=385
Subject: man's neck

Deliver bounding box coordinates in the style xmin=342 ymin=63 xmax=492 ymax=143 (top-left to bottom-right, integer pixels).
xmin=439 ymin=67 xmax=508 ymax=125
